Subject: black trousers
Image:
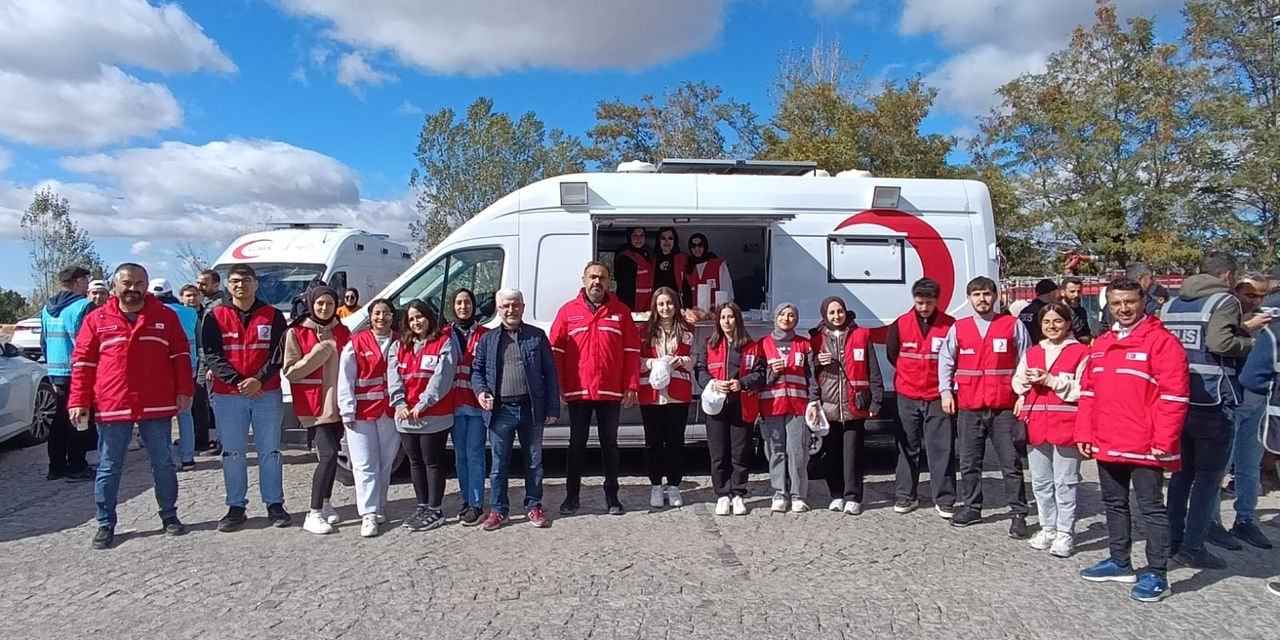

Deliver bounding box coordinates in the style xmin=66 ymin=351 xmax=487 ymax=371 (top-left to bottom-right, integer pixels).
xmin=47 ymin=382 xmax=89 ymax=475
xmin=401 ymin=431 xmax=450 ymax=508
xmin=566 ymin=400 xmax=622 ymax=506
xmin=957 ymin=408 xmax=1028 ymax=515
xmin=819 ymin=420 xmax=866 ymax=502
xmin=1098 ymin=461 xmax=1170 ymax=576
xmin=895 ymin=396 xmax=957 ymax=506
xmin=640 ymin=403 xmax=689 ymax=487
xmin=192 ymin=383 xmax=213 ymax=450
xmin=706 ymin=400 xmax=752 ymax=498
xmin=310 ymin=423 xmax=344 ymax=510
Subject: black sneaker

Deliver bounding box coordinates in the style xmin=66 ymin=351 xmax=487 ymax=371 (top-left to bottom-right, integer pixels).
xmin=200 ymin=441 xmax=222 ymax=457
xmin=950 ymin=508 xmax=982 ymax=528
xmin=1207 ymin=523 xmax=1243 ymax=551
xmin=91 ymin=526 xmax=114 ymax=550
xmin=607 ymin=503 xmax=626 ymax=516
xmin=266 ymin=503 xmax=292 ymax=528
xmin=1231 ymin=521 xmax=1273 ymax=550
xmin=558 ymin=500 xmax=580 ymax=516
xmin=46 ymin=470 xmax=66 ymax=481
xmin=1008 ymin=515 xmax=1029 ymax=539
xmin=218 ymin=506 xmax=248 ymax=533
xmin=418 ymin=508 xmax=447 ymax=531
xmin=178 ymin=461 xmax=196 ymax=472
xmin=402 ymin=505 xmax=429 ymax=530
xmin=162 ymin=516 xmax=187 ymax=536
xmin=893 ymin=498 xmax=919 ymax=514
xmin=460 ymin=506 xmax=484 ymax=527
xmin=64 ymin=467 xmax=94 ymax=483
xmin=1171 ymin=547 xmax=1228 ymax=570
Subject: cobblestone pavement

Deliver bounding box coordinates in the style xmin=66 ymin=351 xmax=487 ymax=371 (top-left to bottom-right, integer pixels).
xmin=1 ymin=439 xmax=1278 ymax=640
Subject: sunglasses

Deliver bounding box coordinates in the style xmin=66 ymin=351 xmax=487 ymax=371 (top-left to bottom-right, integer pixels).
xmin=689 ymin=241 xmax=706 ymax=248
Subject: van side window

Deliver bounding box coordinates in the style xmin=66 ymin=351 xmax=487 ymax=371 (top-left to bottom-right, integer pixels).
xmin=328 ymin=271 xmax=347 ymax=292
xmin=393 ymin=247 xmax=504 ymax=322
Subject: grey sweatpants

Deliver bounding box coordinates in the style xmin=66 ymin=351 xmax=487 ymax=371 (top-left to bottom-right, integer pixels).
xmin=1028 ymin=443 xmax=1081 ymax=536
xmin=760 ymin=414 xmax=810 ymax=500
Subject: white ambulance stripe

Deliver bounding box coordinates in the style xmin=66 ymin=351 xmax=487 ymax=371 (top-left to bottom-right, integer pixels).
xmin=1115 ymin=368 xmax=1157 ymax=385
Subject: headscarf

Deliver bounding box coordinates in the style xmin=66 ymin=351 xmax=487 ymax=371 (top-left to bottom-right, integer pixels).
xmin=452 ymin=289 xmax=478 ymax=332
xmin=304 ymin=285 xmax=339 ymax=327
xmin=686 ymin=233 xmax=718 ymax=272
xmin=771 ymin=302 xmax=798 ymax=342
xmin=811 ymin=296 xmax=855 ymax=336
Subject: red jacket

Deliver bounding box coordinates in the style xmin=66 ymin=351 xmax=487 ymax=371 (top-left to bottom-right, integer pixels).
xmin=1074 ymin=316 xmax=1190 ymax=471
xmin=954 ymin=315 xmax=1020 ymax=411
xmin=1019 ymin=342 xmax=1089 ymax=446
xmin=638 ymin=324 xmax=695 ymax=405
xmin=69 ymin=295 xmax=195 ymax=422
xmin=447 ymin=324 xmax=489 ymax=410
xmin=893 ymin=310 xmax=954 ymax=401
xmin=550 ymin=290 xmax=640 ymax=402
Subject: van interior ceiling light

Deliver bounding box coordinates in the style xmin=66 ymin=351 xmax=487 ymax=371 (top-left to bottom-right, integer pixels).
xmin=872 ymin=186 xmax=901 ymax=210
xmin=560 ymin=182 xmax=589 ymax=206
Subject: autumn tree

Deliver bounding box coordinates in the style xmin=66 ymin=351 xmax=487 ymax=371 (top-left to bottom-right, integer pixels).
xmin=0 ymin=288 xmax=26 ymax=324
xmin=20 ymin=187 xmax=104 ymax=308
xmin=408 ymin=97 xmax=585 ymax=251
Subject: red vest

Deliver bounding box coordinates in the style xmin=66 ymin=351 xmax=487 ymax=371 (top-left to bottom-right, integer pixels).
xmin=758 ymin=336 xmax=812 ymax=417
xmin=815 ymin=327 xmax=874 ymax=419
xmin=396 ymin=334 xmax=454 ymax=416
xmin=893 ymin=310 xmax=955 ymax=401
xmin=289 ymin=322 xmax=351 ymax=418
xmin=705 ymin=338 xmax=759 ymax=422
xmin=618 ymin=248 xmax=653 ymax=311
xmin=638 ymin=326 xmax=694 ymax=405
xmin=448 ymin=324 xmax=489 ymax=410
xmin=954 ymin=315 xmax=1020 ymax=411
xmin=350 ymin=330 xmax=393 ymax=420
xmin=209 ymin=304 xmax=282 ymax=395
xmin=1020 ymin=342 xmax=1089 ymax=446
xmin=687 ymin=258 xmax=727 ymax=307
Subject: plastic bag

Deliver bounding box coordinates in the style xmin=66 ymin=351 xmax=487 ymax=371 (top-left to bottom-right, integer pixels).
xmin=650 ymin=356 xmax=673 ymax=391
xmin=701 ymin=383 xmax=726 ymax=416
xmin=805 ymin=400 xmax=829 ymax=436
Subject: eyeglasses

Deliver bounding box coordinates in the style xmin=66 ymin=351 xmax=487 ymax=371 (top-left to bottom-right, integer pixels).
xmin=227 ymin=278 xmax=253 ymax=286
xmin=689 ymin=241 xmax=705 ymax=248
xmin=344 ymin=295 xmax=357 ymax=300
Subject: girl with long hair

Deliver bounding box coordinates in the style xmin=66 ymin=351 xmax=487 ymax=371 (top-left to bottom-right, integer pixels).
xmin=638 ymin=286 xmax=695 ymax=508
xmin=337 ymin=298 xmax=400 ymax=537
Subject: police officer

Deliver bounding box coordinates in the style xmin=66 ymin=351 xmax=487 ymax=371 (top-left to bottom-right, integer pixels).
xmin=40 ymin=266 xmax=94 ymax=482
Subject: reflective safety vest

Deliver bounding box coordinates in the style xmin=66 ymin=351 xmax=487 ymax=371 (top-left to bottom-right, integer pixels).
xmin=1161 ymin=293 xmax=1243 ymax=406
xmin=350 ymin=330 xmax=393 ymax=420
xmin=209 ymin=304 xmax=282 ymax=395
xmin=40 ymin=298 xmax=91 ymax=378
xmin=1019 ymin=342 xmax=1088 ymax=446
xmin=893 ymin=310 xmax=954 ymax=401
xmin=758 ymin=335 xmax=812 ymax=417
xmin=687 ymin=258 xmax=727 ymax=308
xmin=638 ymin=326 xmax=694 ymax=405
xmin=954 ymin=315 xmax=1020 ymax=411
xmin=617 ymin=248 xmax=653 ymax=311
xmin=289 ymin=322 xmax=351 ymax=418
xmin=705 ymin=338 xmax=759 ymax=423
xmin=1262 ymin=323 xmax=1280 ymax=454
xmin=396 ymin=334 xmax=454 ymax=416
xmin=448 ymin=324 xmax=489 ymax=410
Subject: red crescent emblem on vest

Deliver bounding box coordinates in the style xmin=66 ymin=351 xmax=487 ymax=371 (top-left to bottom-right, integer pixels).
xmin=231 ymin=239 xmax=271 ymax=260
xmin=833 ymin=209 xmax=956 ymax=344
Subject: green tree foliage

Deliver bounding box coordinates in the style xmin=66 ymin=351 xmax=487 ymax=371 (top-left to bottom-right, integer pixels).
xmin=0 ymin=288 xmax=27 ymax=324
xmin=20 ymin=187 xmax=103 ymax=309
xmin=408 ymin=97 xmax=585 ymax=252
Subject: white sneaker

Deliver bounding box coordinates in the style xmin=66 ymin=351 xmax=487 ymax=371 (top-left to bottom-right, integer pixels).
xmin=374 ymin=510 xmax=386 ymax=525
xmin=732 ymin=496 xmax=748 ymax=516
xmin=790 ymin=499 xmax=810 ymax=513
xmin=771 ymin=497 xmax=788 ymax=513
xmin=828 ymin=498 xmax=845 ymax=512
xmin=303 ymin=511 xmax=335 ymax=535
xmin=715 ymin=496 xmax=732 ymax=516
xmin=666 ymin=485 xmax=683 ymax=508
xmin=1029 ymin=530 xmax=1056 ymax=551
xmin=321 ymin=501 xmax=341 ymax=525
xmin=360 ymin=514 xmax=379 ymax=538
xmin=1049 ymin=534 xmax=1074 ymax=558
xmin=843 ymin=501 xmax=863 ymax=515
xmin=650 ymin=485 xmax=665 ymax=508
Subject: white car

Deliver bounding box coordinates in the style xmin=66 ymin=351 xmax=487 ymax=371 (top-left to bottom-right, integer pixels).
xmin=10 ymin=317 xmax=42 ymax=361
xmin=0 ymin=341 xmax=55 ymax=447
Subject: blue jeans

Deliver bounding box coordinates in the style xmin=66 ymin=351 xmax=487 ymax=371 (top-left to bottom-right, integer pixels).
xmin=212 ymin=390 xmax=285 ymax=509
xmin=95 ymin=419 xmax=178 ymax=528
xmin=175 ymin=407 xmax=195 ymax=463
xmin=452 ymin=411 xmax=487 ymax=508
xmin=1168 ymin=404 xmax=1234 ymax=552
xmin=1213 ymin=390 xmax=1267 ymax=525
xmin=487 ymin=400 xmax=544 ymax=513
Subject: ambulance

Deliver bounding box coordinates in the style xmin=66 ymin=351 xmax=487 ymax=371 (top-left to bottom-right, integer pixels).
xmin=345 ymin=159 xmax=999 ymax=448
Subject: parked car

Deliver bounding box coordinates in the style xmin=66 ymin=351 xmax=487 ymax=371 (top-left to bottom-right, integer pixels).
xmin=0 ymin=341 xmax=56 ymax=447
xmin=11 ymin=318 xmax=42 ymax=361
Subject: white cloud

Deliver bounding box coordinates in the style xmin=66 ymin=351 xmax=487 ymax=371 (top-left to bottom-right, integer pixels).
xmin=396 ymin=100 xmax=423 ymax=116
xmin=130 ymin=240 xmax=152 ymax=255
xmin=926 ymin=46 xmax=1048 ymax=119
xmin=291 ymin=67 xmax=309 ymax=86
xmin=0 ymin=65 xmax=182 ymax=147
xmin=811 ymin=0 xmax=859 ymax=16
xmin=336 ymin=51 xmax=395 ymax=89
xmin=280 ymin=0 xmax=728 ymax=75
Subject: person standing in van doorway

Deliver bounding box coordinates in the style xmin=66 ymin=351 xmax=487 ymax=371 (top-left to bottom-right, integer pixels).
xmin=447 ymin=288 xmax=490 ymax=526
xmin=613 ymin=227 xmax=652 ymax=312
xmin=685 ymin=233 xmax=735 ymax=312
xmin=202 ymin=264 xmax=292 ymax=533
xmin=638 ymin=287 xmax=695 ymax=509
xmin=652 ymin=227 xmax=688 ymax=307
xmin=758 ymin=302 xmax=821 ymax=514
xmin=886 ymin=277 xmax=958 ymax=518
xmin=939 ymin=276 xmax=1032 ymax=536
xmin=336 ymin=288 xmax=361 ymax=319
xmin=810 ymin=297 xmax=883 ymax=516
xmin=551 ymin=262 xmax=641 ymax=516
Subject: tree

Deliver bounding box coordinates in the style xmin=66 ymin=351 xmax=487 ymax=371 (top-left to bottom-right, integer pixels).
xmin=978 ymin=2 xmax=1209 ymax=272
xmin=20 ymin=187 xmax=104 ymax=309
xmin=408 ymin=97 xmax=586 ymax=251
xmin=0 ymin=288 xmax=26 ymax=324
xmin=585 ymin=80 xmax=763 ymax=168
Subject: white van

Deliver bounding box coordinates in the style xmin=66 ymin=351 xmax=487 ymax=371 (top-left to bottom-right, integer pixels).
xmin=347 ymin=159 xmax=998 ymax=447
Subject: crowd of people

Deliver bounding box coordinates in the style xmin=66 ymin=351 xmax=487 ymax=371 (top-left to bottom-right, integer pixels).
xmin=34 ymin=249 xmax=1280 ymax=603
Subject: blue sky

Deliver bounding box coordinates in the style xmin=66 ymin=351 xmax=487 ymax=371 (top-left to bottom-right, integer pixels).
xmin=0 ymin=0 xmax=1188 ymax=297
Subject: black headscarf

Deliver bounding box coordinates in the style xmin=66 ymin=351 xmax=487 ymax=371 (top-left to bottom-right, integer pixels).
xmin=686 ymin=233 xmax=718 ymax=272
xmin=297 ymin=285 xmax=339 ymax=328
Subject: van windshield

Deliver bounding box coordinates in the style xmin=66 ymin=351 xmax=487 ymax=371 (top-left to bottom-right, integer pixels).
xmin=213 ymin=263 xmax=327 ymax=312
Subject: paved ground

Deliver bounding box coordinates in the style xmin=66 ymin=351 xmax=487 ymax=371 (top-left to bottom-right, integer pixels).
xmin=1 ymin=438 xmax=1278 ymax=640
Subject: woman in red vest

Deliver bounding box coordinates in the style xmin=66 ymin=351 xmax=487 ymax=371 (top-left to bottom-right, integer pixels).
xmin=685 ymin=233 xmax=735 ymax=312
xmin=810 ymin=297 xmax=883 ymax=516
xmin=759 ymin=302 xmax=821 ymax=513
xmin=448 ymin=288 xmax=490 ymax=526
xmin=338 ymin=298 xmax=400 ymax=538
xmin=1013 ymin=301 xmax=1088 ymax=558
xmin=282 ymin=286 xmax=352 ymax=536
xmin=387 ymin=300 xmax=457 ymax=532
xmin=613 ymin=226 xmax=652 ymax=312
xmin=638 ymin=287 xmax=696 ymax=509
xmin=695 ymin=302 xmax=767 ymax=516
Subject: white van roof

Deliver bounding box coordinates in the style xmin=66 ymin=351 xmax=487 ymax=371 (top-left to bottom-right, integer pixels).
xmin=213 ymin=226 xmax=408 ymax=266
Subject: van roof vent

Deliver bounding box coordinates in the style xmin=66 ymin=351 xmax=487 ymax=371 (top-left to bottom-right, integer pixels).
xmin=836 ymin=169 xmax=873 ymax=178
xmin=616 ymin=160 xmax=658 ymax=173
xmin=656 ymin=158 xmax=817 ymax=176
xmin=808 ymin=169 xmax=831 ymax=177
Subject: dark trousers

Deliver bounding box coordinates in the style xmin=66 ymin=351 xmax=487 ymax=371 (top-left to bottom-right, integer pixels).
xmin=191 ymin=383 xmax=213 ymax=450
xmin=566 ymin=400 xmax=622 ymax=506
xmin=310 ymin=423 xmax=344 ymax=511
xmin=957 ymin=408 xmax=1028 ymax=515
xmin=819 ymin=420 xmax=866 ymax=502
xmin=895 ymin=396 xmax=957 ymax=506
xmin=640 ymin=403 xmax=689 ymax=487
xmin=401 ymin=431 xmax=450 ymax=508
xmin=706 ymin=401 xmax=752 ymax=498
xmin=47 ymin=382 xmax=89 ymax=475
xmin=1168 ymin=404 xmax=1234 ymax=552
xmin=1099 ymin=461 xmax=1170 ymax=576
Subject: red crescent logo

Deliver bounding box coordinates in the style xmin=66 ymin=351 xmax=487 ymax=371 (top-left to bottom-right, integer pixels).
xmin=833 ymin=209 xmax=956 ymax=343
xmin=231 ymin=239 xmax=271 ymax=260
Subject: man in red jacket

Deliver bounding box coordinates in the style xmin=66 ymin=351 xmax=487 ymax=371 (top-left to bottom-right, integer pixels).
xmin=1076 ymin=277 xmax=1189 ymax=603
xmin=69 ymin=263 xmax=194 ymax=550
xmin=550 ymin=262 xmax=640 ymax=515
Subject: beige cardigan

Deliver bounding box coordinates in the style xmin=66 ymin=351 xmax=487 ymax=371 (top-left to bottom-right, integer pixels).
xmin=282 ymin=318 xmax=343 ymax=427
